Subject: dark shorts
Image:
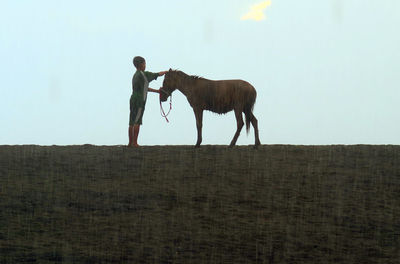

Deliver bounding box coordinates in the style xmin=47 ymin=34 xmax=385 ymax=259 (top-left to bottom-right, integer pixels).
xmin=129 ymin=95 xmax=145 ymax=125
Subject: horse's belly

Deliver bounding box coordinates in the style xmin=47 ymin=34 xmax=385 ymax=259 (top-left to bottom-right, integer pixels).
xmin=204 ymin=101 xmax=234 ymax=114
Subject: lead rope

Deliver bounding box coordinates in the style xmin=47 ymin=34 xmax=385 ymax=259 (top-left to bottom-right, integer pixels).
xmin=160 ymin=91 xmax=172 ymax=123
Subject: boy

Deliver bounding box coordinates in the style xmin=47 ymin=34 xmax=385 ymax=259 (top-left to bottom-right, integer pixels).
xmin=128 ymin=56 xmax=168 ymax=147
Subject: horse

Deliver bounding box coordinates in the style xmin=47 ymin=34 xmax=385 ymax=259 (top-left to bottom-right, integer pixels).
xmin=160 ymin=69 xmax=261 ymax=147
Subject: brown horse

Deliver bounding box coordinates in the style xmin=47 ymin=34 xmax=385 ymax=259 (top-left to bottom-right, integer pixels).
xmin=160 ymin=69 xmax=261 ymax=147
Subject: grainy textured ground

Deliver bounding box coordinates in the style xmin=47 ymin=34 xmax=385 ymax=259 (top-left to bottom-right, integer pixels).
xmin=0 ymin=145 xmax=399 ymax=263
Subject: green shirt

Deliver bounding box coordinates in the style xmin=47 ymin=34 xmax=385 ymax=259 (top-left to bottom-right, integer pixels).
xmin=131 ymin=70 xmax=159 ymax=107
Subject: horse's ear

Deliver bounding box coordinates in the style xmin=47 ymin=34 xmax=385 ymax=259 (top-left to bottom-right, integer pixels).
xmin=169 ymin=68 xmax=172 ymax=72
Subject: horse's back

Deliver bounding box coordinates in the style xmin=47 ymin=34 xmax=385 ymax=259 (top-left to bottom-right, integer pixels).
xmin=216 ymin=79 xmax=256 ymax=103
xmin=198 ymin=79 xmax=256 ymax=113
xmin=216 ymin=79 xmax=255 ymax=95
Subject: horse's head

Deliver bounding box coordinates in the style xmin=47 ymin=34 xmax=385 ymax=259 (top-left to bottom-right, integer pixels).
xmin=160 ymin=69 xmax=178 ymax=102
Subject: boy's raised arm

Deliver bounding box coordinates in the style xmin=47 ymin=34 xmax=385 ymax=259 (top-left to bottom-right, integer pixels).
xmin=144 ymin=71 xmax=168 ymax=82
xmin=144 ymin=71 xmax=159 ymax=82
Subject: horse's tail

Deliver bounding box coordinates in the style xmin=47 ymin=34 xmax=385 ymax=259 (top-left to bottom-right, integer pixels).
xmin=245 ymin=111 xmax=251 ymax=135
xmin=244 ymin=89 xmax=256 ymax=135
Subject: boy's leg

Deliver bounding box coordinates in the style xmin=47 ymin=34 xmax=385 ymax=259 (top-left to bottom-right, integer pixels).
xmin=128 ymin=126 xmax=134 ymax=146
xmin=128 ymin=103 xmax=143 ymax=147
xmin=133 ymin=124 xmax=140 ymax=147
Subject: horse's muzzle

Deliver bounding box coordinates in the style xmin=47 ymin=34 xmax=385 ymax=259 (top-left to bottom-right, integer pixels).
xmin=159 ymin=87 xmax=170 ymax=102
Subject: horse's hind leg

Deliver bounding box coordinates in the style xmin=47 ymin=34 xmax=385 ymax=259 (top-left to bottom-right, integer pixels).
xmin=250 ymin=112 xmax=261 ymax=146
xmin=193 ymin=108 xmax=203 ymax=147
xmin=230 ymin=109 xmax=244 ymax=147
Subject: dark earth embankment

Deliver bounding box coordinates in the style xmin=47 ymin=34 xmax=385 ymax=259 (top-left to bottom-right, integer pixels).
xmin=0 ymin=145 xmax=399 ymax=263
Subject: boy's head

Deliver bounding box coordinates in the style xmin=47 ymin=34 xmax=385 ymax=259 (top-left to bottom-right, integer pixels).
xmin=133 ymin=56 xmax=146 ymax=71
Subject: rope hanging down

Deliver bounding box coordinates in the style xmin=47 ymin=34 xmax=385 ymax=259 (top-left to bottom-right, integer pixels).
xmin=159 ymin=89 xmax=172 ymax=123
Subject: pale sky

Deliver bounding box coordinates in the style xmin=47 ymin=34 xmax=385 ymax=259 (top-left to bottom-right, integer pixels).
xmin=1 ymin=0 xmax=399 ymax=146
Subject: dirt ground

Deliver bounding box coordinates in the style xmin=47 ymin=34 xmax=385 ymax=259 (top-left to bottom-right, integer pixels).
xmin=0 ymin=145 xmax=399 ymax=263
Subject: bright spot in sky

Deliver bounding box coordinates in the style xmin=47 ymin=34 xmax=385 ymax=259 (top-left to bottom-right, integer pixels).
xmin=241 ymin=0 xmax=271 ymax=21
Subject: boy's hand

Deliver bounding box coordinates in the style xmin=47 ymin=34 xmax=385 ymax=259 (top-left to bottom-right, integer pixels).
xmin=159 ymin=71 xmax=168 ymax=76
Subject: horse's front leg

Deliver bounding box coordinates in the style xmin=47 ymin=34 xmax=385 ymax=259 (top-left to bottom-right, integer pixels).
xmin=193 ymin=108 xmax=203 ymax=147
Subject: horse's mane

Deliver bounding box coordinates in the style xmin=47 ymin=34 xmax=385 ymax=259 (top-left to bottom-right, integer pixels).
xmin=170 ymin=69 xmax=206 ymax=81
